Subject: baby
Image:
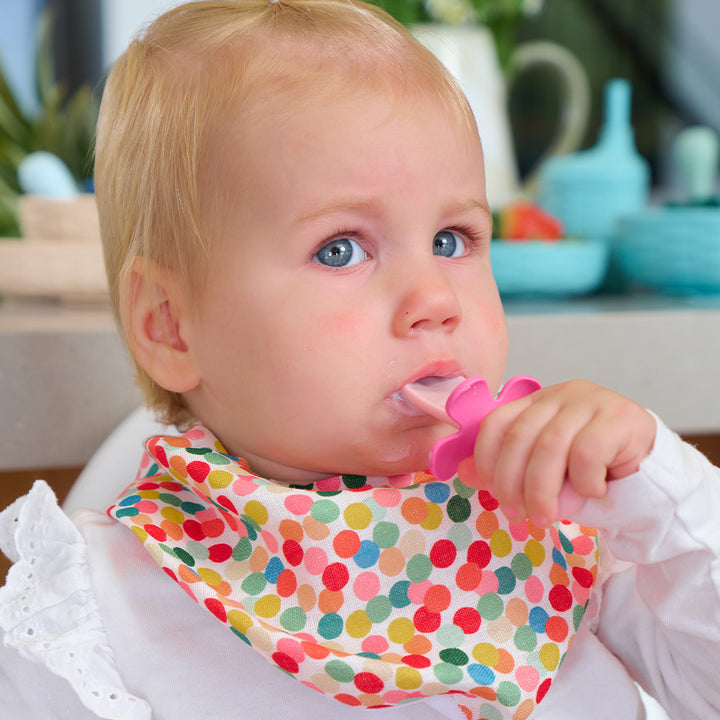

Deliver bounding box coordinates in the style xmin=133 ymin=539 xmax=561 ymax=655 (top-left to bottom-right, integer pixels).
xmin=1 ymin=1 xmax=719 ymax=719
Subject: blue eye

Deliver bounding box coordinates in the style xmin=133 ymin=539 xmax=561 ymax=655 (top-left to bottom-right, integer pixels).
xmin=433 ymin=230 xmax=466 ymax=258
xmin=313 ymin=237 xmax=367 ymax=267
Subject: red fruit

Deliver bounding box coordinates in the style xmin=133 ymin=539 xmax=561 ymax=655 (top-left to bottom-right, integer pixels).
xmin=498 ymin=201 xmax=563 ymax=241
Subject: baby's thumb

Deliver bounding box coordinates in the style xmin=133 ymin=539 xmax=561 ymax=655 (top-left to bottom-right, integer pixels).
xmin=457 ymin=456 xmax=484 ymax=489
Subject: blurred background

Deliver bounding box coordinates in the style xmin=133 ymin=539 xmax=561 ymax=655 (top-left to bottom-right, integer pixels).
xmin=2 ymin=0 xmax=720 ymax=582
xmin=2 ymin=0 xmax=719 ymax=196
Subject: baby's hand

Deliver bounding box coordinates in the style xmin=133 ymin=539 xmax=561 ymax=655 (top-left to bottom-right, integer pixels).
xmin=457 ymin=380 xmax=656 ymax=526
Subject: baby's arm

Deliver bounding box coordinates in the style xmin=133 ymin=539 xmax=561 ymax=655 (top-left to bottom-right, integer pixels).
xmin=459 ymin=381 xmax=720 ymax=715
xmin=573 ymin=417 xmax=720 ymax=717
xmin=459 ymin=379 xmax=656 ymax=525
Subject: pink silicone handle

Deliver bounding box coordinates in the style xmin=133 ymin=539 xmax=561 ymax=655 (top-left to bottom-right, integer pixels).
xmin=428 ymin=375 xmax=542 ymax=481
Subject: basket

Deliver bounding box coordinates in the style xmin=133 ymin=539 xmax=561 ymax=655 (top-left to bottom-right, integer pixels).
xmin=0 ymin=240 xmax=108 ymax=301
xmin=0 ymin=194 xmax=107 ymax=302
xmin=614 ymin=209 xmax=720 ymax=294
xmin=19 ymin=194 xmax=100 ymax=242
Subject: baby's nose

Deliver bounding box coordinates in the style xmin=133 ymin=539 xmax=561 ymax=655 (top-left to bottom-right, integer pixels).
xmin=392 ymin=269 xmax=462 ymax=337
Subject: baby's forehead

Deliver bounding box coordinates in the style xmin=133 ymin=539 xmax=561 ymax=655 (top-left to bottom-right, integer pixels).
xmin=214 ymin=33 xmax=427 ymax=102
xmin=203 ymin=33 xmax=470 ymax=136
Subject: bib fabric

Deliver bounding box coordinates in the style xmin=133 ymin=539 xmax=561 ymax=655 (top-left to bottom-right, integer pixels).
xmin=108 ymin=424 xmax=598 ymax=720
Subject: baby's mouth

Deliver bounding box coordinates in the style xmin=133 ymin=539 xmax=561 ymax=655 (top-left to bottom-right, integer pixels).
xmin=399 ymin=375 xmax=466 ymax=425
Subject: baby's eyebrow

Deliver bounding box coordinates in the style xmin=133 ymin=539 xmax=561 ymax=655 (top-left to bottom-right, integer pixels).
xmin=451 ymin=198 xmax=492 ymax=217
xmin=298 ymin=197 xmax=491 ymax=225
xmin=297 ymin=199 xmax=381 ymax=225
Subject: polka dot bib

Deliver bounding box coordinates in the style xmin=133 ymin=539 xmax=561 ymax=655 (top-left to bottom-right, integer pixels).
xmin=108 ymin=424 xmax=598 ymax=720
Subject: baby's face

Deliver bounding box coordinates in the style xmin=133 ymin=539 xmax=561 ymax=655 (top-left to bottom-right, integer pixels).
xmin=183 ymin=87 xmax=508 ymax=482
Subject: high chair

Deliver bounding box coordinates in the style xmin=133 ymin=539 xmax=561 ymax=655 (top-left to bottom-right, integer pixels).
xmin=62 ymin=406 xmax=169 ymax=516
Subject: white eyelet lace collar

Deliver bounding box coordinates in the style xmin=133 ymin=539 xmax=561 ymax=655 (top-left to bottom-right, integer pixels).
xmin=0 ymin=480 xmax=151 ymax=719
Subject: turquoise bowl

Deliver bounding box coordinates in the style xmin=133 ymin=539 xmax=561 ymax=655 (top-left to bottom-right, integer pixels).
xmin=490 ymin=238 xmax=610 ymax=297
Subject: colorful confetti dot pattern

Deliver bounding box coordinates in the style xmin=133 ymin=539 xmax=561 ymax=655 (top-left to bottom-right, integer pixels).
xmin=108 ymin=425 xmax=598 ymax=719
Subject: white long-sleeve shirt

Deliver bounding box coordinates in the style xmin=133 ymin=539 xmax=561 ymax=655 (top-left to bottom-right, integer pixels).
xmin=0 ymin=416 xmax=718 ymax=719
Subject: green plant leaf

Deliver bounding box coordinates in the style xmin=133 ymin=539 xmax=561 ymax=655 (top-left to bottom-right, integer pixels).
xmin=376 ymin=0 xmax=426 ymax=24
xmin=35 ymin=6 xmax=57 ymax=112
xmin=0 ymin=6 xmax=99 ymax=233
xmin=0 ymin=69 xmax=33 ymax=148
xmin=0 ymin=60 xmax=29 ymax=121
xmin=0 ymin=173 xmax=20 ymax=236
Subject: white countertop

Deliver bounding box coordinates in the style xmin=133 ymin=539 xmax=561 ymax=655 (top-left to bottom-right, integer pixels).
xmin=503 ymin=296 xmax=720 ymax=434
xmin=2 ymin=295 xmax=719 ymax=471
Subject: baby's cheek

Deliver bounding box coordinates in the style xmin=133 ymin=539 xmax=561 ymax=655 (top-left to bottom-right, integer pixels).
xmin=463 ymin=297 xmax=508 ymax=387
xmin=484 ymin=313 xmax=507 ymax=342
xmin=465 ymin=292 xmax=507 ymax=336
xmin=320 ymin=311 xmax=367 ymax=336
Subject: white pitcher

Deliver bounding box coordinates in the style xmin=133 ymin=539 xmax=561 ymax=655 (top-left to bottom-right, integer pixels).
xmin=413 ymin=25 xmax=590 ymax=209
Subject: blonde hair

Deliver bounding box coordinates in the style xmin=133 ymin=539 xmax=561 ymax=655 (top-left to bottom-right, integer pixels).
xmin=95 ymin=0 xmax=475 ymax=426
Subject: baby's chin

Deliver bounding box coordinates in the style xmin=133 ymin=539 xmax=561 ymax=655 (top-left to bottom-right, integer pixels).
xmin=358 ymin=444 xmax=436 ymax=479
xmin=360 ymin=425 xmax=458 ymax=477
xmin=274 ymin=428 xmax=449 ymax=482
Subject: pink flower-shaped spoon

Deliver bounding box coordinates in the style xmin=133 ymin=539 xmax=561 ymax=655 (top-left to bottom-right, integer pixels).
xmin=402 ymin=375 xmax=542 ymax=481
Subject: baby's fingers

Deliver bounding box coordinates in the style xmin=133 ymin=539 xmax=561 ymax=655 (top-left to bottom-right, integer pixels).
xmin=566 ymin=404 xmax=654 ymax=489
xmin=474 ymin=396 xmax=560 ymax=521
xmin=473 ymin=381 xmax=656 ymax=526
xmin=503 ymin=402 xmax=595 ymax=524
xmin=471 ymin=395 xmax=532 ymax=494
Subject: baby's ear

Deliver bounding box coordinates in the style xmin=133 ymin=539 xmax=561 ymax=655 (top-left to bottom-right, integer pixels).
xmin=122 ymin=258 xmax=201 ymax=393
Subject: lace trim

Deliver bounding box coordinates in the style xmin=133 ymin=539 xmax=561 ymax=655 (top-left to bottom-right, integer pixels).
xmin=0 ymin=481 xmax=151 ymax=720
